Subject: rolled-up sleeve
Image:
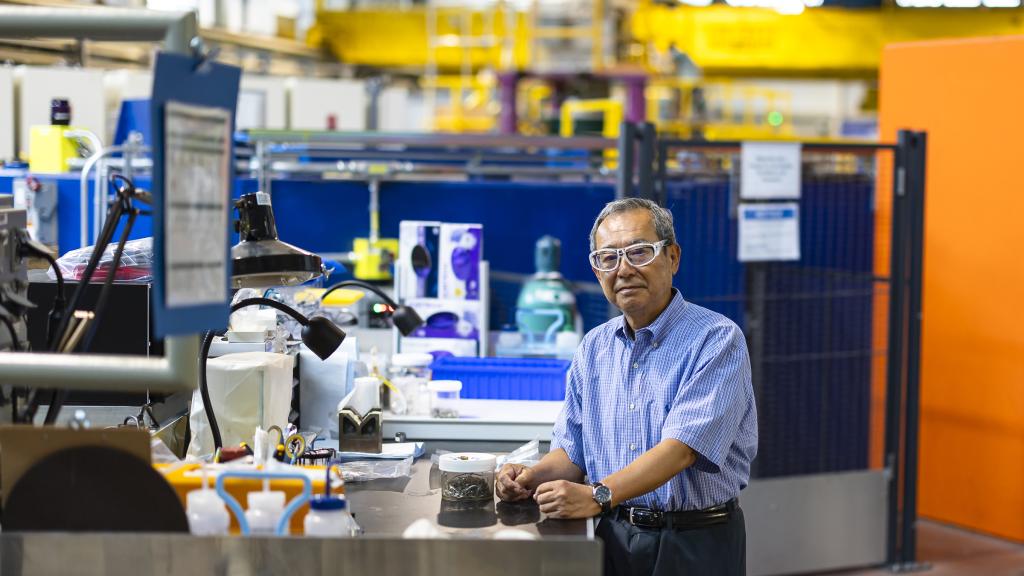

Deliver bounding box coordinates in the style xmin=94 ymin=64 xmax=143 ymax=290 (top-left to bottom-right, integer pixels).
xmin=550 ymin=353 xmax=586 ymax=472
xmin=661 ymin=323 xmax=751 ymax=474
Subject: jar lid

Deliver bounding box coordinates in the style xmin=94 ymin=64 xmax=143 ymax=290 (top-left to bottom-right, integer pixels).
xmin=391 ymin=353 xmax=435 ymax=367
xmin=439 ymin=452 xmax=496 ymax=473
xmin=427 ymin=380 xmax=462 ymax=392
xmin=309 ymin=496 xmax=347 ymax=511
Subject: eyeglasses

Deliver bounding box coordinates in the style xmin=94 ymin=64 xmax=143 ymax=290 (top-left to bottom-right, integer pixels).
xmin=589 ymin=240 xmax=670 ymax=272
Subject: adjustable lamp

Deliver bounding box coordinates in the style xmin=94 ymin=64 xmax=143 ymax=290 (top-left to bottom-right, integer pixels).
xmin=197 ymin=297 xmax=345 ymax=452
xmin=231 ymin=192 xmax=324 ymax=289
xmin=320 ymin=279 xmax=423 ymax=336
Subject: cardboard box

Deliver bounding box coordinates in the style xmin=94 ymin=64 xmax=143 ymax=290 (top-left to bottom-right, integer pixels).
xmin=439 ymin=223 xmax=483 ymax=300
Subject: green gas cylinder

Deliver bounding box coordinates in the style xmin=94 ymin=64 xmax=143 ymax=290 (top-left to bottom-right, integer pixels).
xmin=516 ymin=236 xmax=577 ymax=341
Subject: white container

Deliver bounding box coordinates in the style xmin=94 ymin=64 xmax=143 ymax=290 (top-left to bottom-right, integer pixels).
xmin=427 ymin=380 xmax=462 ymax=419
xmin=186 ymin=489 xmax=230 ymax=536
xmin=246 ymin=490 xmax=286 ymax=535
xmin=438 ymin=452 xmax=496 ymax=502
xmin=389 ymin=353 xmax=434 ymax=416
xmin=304 ymin=496 xmax=355 ymax=537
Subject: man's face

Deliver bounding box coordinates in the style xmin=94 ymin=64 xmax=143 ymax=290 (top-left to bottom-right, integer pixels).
xmin=592 ymin=209 xmax=680 ymax=319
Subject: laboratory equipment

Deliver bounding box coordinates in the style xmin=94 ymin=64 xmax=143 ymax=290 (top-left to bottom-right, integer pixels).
xmin=246 ymin=485 xmax=287 ymax=535
xmin=428 ymin=380 xmax=462 ymax=419
xmin=515 ymin=236 xmax=579 ymax=350
xmin=438 ymin=453 xmax=496 ymax=502
xmin=186 ymin=468 xmax=230 ymax=536
xmin=320 ymin=279 xmax=424 ymax=336
xmin=304 ymin=464 xmax=357 ymax=537
xmin=338 ymin=376 xmax=383 ymax=454
xmin=231 ymin=192 xmax=324 ymax=289
xmin=388 ymin=352 xmax=433 ymax=416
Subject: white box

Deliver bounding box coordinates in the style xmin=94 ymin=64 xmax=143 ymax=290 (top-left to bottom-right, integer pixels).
xmin=439 ymin=223 xmax=483 ymax=301
xmin=398 ymin=220 xmax=442 ymax=301
xmin=0 ymin=68 xmax=14 ymax=162
xmin=288 ymin=77 xmax=367 ymax=131
xmin=239 ymin=74 xmax=288 ymax=130
xmin=17 ymin=67 xmax=106 ymax=158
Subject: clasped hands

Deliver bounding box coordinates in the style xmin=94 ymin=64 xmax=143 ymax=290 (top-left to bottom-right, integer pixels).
xmin=495 ymin=463 xmax=600 ymax=519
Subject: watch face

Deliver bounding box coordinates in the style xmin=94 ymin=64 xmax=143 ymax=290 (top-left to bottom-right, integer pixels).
xmin=594 ymin=485 xmax=612 ymax=504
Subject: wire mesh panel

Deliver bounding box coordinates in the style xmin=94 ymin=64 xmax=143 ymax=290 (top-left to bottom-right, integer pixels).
xmin=659 ymin=144 xmax=894 ymax=479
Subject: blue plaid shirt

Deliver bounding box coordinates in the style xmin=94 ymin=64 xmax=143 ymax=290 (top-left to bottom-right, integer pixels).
xmin=552 ymin=289 xmax=758 ymax=511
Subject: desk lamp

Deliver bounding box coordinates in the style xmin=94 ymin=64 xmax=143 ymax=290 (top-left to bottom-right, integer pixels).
xmin=231 ymin=192 xmax=324 ymax=289
xmin=197 ymin=297 xmax=345 ymax=453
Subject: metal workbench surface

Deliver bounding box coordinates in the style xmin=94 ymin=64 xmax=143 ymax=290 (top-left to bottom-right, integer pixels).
xmin=0 ymin=457 xmax=600 ymax=576
xmin=345 ymin=456 xmax=591 ymax=539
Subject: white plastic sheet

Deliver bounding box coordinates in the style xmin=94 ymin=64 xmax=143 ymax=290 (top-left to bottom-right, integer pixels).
xmin=188 ymin=352 xmax=294 ymax=458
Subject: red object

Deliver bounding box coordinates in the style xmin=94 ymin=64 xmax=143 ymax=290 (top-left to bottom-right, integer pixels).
xmin=68 ymin=263 xmax=151 ymax=282
xmin=326 ymin=114 xmax=337 ymax=130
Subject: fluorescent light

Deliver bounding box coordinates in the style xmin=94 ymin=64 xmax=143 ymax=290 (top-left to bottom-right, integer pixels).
xmin=678 ymin=0 xmax=714 ymax=6
xmin=983 ymin=0 xmax=1021 ymax=6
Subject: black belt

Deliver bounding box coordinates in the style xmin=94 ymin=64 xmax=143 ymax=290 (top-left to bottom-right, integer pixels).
xmin=614 ymin=499 xmax=737 ymax=530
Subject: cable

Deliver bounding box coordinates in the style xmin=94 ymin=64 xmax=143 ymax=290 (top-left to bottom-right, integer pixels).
xmin=321 ymin=279 xmax=399 ymax=308
xmin=37 ymin=250 xmax=66 ymax=350
xmin=30 ymin=173 xmax=136 ymax=424
xmin=198 ymin=330 xmax=223 ymax=452
xmin=45 ymin=209 xmax=138 ymax=425
xmin=195 ymin=298 xmax=314 ymax=453
xmin=80 ymin=210 xmax=138 ymax=353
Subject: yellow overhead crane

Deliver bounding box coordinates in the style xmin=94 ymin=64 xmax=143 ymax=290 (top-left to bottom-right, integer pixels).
xmin=310 ymin=1 xmax=1024 ymax=76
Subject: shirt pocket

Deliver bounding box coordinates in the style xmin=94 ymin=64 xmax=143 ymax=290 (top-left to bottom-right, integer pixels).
xmin=639 ymin=396 xmax=672 ymax=451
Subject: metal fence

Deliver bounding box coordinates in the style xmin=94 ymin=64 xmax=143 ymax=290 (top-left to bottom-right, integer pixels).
xmin=648 ymin=132 xmax=926 ymax=569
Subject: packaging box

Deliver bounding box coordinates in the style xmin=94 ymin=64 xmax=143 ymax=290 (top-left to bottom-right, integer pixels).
xmin=439 ymin=223 xmax=483 ymax=300
xmin=398 ymin=220 xmax=441 ymax=301
xmin=400 ymin=337 xmax=478 ymax=358
xmin=404 ymin=298 xmax=482 ymax=341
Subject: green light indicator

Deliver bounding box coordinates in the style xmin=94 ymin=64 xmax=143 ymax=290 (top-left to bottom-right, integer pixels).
xmin=768 ymin=111 xmax=784 ymax=127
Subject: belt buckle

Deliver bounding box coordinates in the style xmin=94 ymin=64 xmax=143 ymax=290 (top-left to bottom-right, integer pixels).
xmin=628 ymin=507 xmax=663 ymax=528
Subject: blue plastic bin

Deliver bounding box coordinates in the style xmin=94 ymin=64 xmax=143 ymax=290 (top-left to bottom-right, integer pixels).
xmin=430 ymin=357 xmax=570 ymax=401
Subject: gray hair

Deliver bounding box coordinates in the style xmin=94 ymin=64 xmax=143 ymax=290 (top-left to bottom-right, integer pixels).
xmin=589 ymin=198 xmax=676 ymax=251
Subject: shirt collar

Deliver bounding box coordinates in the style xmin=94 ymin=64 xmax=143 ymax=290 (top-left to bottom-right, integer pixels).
xmin=615 ymin=288 xmax=687 ymax=344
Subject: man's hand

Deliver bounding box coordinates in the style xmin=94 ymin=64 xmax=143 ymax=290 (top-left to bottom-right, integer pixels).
xmin=534 ymin=480 xmax=601 ymax=519
xmin=496 ymin=463 xmax=535 ymax=502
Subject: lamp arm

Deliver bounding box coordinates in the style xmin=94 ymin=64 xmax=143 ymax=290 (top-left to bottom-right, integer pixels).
xmin=231 ymin=297 xmax=310 ymax=326
xmin=320 ymin=280 xmax=398 ymax=308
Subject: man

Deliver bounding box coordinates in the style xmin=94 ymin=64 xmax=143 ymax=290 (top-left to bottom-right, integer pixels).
xmin=496 ymin=198 xmax=757 ymax=575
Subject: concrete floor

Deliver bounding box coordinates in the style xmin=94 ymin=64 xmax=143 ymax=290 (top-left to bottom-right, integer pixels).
xmin=836 ymin=519 xmax=1024 ymax=576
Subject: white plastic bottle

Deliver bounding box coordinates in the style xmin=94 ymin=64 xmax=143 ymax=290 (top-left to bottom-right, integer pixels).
xmin=304 ymin=496 xmax=355 ymax=537
xmin=186 ymin=488 xmax=230 ymax=536
xmin=186 ymin=467 xmax=230 ymax=536
xmin=246 ymin=489 xmax=287 ymax=536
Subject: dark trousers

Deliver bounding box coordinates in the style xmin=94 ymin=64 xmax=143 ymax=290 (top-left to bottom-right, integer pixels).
xmin=595 ymin=506 xmax=746 ymax=576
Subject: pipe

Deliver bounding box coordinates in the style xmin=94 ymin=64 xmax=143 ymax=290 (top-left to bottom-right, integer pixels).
xmin=78 ymin=146 xmax=123 ymax=248
xmin=0 ymin=335 xmax=199 ymax=392
xmin=0 ymin=7 xmax=197 ymax=54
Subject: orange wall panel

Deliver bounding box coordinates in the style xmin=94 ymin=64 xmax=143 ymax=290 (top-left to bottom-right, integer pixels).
xmin=879 ymin=36 xmax=1024 ymax=543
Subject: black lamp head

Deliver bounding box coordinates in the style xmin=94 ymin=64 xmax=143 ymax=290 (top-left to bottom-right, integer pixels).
xmin=391 ymin=305 xmax=424 ymax=337
xmin=232 ymin=192 xmax=324 ymax=289
xmin=301 ymin=316 xmax=346 ymax=360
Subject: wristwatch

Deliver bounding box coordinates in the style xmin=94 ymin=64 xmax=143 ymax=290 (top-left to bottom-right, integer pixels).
xmin=591 ymin=482 xmax=612 ymax=514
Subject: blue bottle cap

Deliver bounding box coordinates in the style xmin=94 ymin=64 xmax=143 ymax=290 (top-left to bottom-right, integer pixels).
xmin=309 ymin=496 xmax=346 ymax=511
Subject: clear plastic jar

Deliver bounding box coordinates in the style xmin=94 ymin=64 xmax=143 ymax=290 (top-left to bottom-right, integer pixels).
xmin=389 ymin=353 xmax=434 ymax=416
xmin=439 ymin=453 xmax=496 ymax=502
xmin=428 ymin=380 xmax=462 ymax=418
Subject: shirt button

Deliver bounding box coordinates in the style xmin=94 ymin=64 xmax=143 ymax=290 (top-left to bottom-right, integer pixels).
xmin=632 ymin=362 xmax=639 ymax=369
xmin=629 ymin=403 xmax=636 ymax=410
xmin=630 ymin=443 xmax=636 ymax=451
xmin=652 ymin=341 xmax=659 ymax=348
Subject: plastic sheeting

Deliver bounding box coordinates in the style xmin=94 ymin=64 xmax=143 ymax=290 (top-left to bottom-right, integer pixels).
xmin=188 ymin=352 xmax=294 ymax=458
